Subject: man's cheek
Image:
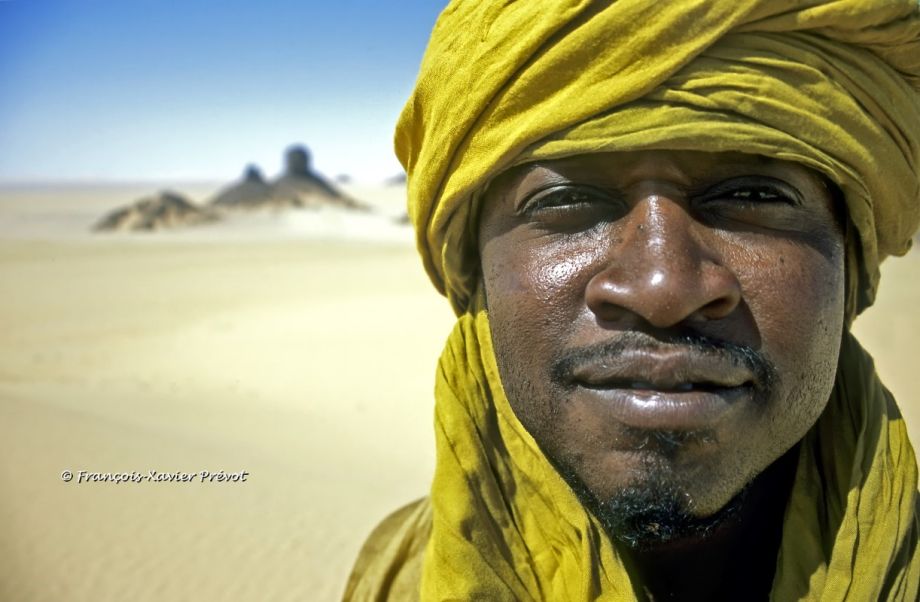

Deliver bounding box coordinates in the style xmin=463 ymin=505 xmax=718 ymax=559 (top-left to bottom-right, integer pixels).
xmin=744 ymin=249 xmax=843 ymax=408
xmin=743 ymin=243 xmax=841 ymax=323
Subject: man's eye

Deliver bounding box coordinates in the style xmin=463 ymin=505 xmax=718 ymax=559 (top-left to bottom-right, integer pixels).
xmin=722 ymin=187 xmax=792 ymax=203
xmin=520 ymin=186 xmax=617 ymax=215
xmin=698 ymin=178 xmax=801 ymax=207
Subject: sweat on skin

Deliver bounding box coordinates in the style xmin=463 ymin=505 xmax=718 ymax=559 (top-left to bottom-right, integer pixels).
xmin=344 ymin=1 xmax=920 ymax=600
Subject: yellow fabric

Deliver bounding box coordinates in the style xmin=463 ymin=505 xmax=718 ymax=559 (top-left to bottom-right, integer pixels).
xmin=345 ymin=0 xmax=920 ymax=599
xmin=345 ymin=312 xmax=919 ymax=600
xmin=343 ymin=498 xmax=430 ymax=601
xmin=396 ymin=0 xmax=920 ymax=317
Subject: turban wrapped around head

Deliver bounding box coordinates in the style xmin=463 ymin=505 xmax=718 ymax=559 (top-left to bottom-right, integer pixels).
xmin=346 ymin=3 xmax=920 ymax=600
xmin=397 ymin=0 xmax=920 ymax=320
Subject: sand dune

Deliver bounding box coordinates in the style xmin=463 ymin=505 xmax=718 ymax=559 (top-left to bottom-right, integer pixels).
xmin=0 ymin=184 xmax=917 ymax=601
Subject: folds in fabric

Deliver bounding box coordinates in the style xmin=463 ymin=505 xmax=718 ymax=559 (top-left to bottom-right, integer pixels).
xmin=342 ymin=1 xmax=920 ymax=599
xmin=396 ymin=0 xmax=920 ymax=318
xmin=344 ymin=312 xmax=919 ymax=600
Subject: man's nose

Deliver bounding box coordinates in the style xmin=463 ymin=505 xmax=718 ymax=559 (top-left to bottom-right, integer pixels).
xmin=584 ymin=195 xmax=742 ymax=328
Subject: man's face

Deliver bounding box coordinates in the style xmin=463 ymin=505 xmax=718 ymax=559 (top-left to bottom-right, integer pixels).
xmin=478 ymin=150 xmax=845 ymax=542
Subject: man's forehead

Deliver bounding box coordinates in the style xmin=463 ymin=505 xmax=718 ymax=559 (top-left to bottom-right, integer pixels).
xmin=488 ymin=150 xmax=822 ymax=200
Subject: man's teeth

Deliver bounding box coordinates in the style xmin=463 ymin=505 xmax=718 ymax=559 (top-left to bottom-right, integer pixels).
xmin=628 ymin=381 xmax=696 ymax=391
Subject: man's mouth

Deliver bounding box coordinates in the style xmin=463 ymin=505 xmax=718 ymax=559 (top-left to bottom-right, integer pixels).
xmin=585 ymin=380 xmax=741 ymax=393
xmin=568 ymin=350 xmax=758 ymax=431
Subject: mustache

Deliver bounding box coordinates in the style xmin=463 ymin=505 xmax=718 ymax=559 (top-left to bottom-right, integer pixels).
xmin=550 ymin=331 xmax=777 ymax=392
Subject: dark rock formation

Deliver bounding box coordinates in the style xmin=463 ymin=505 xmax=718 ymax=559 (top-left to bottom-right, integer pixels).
xmin=208 ymin=165 xmax=298 ymax=210
xmin=271 ymin=145 xmax=369 ymax=211
xmin=92 ymin=144 xmax=375 ymax=233
xmin=93 ymin=191 xmax=218 ymax=232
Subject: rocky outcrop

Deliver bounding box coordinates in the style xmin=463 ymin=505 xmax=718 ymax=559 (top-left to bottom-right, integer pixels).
xmin=92 ymin=143 xmax=375 ymax=233
xmin=94 ymin=191 xmax=218 ymax=232
xmin=271 ymin=146 xmax=369 ymax=211
xmin=208 ymin=165 xmax=298 ymax=210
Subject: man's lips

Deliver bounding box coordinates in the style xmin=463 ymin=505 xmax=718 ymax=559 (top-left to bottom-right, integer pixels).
xmin=571 ymin=349 xmax=755 ymax=390
xmin=569 ymin=350 xmax=756 ymax=431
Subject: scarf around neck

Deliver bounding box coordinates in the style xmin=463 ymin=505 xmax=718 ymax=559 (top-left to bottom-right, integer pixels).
xmin=344 ymin=310 xmax=919 ymax=600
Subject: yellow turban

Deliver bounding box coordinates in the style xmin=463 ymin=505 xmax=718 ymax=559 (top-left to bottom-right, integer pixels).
xmin=346 ymin=1 xmax=920 ymax=600
xmin=397 ymin=0 xmax=920 ymax=318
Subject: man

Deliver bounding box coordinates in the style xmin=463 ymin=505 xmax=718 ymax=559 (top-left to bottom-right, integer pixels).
xmin=346 ymin=0 xmax=920 ymax=599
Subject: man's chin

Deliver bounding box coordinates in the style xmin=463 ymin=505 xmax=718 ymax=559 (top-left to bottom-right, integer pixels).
xmin=590 ymin=480 xmax=748 ymax=551
xmin=554 ymin=457 xmax=747 ymax=551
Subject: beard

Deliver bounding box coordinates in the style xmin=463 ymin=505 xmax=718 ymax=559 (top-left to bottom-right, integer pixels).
xmin=535 ymin=330 xmax=775 ymax=548
xmin=489 ymin=321 xmax=782 ymax=550
xmin=553 ymin=454 xmax=748 ymax=550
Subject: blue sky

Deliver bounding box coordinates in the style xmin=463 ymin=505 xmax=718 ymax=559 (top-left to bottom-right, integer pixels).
xmin=0 ymin=0 xmax=445 ymax=183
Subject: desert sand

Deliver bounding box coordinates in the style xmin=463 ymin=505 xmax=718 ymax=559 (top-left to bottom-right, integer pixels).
xmin=0 ymin=183 xmax=917 ymax=601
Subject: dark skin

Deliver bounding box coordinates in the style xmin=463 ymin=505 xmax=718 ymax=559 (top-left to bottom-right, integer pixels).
xmin=477 ymin=151 xmax=845 ymax=600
